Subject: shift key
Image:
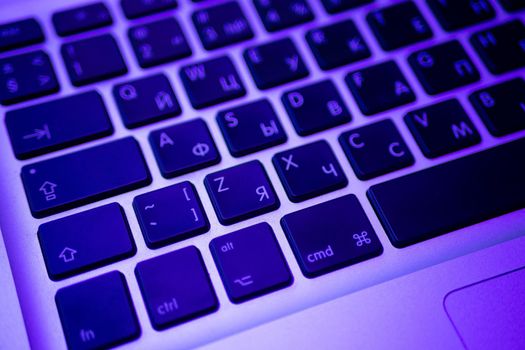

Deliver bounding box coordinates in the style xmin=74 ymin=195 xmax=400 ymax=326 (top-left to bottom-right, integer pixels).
xmin=22 ymin=137 xmax=151 ymax=218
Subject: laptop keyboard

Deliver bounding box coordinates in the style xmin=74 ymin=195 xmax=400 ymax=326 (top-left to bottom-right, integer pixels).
xmin=0 ymin=0 xmax=524 ymax=348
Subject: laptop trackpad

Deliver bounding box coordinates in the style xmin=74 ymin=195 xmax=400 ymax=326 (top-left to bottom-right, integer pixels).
xmin=444 ymin=267 xmax=525 ymax=350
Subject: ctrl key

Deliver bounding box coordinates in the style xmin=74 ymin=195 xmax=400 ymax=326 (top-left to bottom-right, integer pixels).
xmin=55 ymin=271 xmax=140 ymax=350
xmin=135 ymin=246 xmax=218 ymax=330
xmin=281 ymin=195 xmax=382 ymax=278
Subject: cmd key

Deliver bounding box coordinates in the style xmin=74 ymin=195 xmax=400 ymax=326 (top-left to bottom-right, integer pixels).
xmin=52 ymin=2 xmax=112 ymax=37
xmin=55 ymin=271 xmax=140 ymax=349
xmin=204 ymin=161 xmax=279 ymax=225
xmin=0 ymin=18 xmax=44 ymax=53
xmin=21 ymin=137 xmax=151 ymax=218
xmin=0 ymin=50 xmax=59 ymax=105
xmin=6 ymin=91 xmax=113 ymax=159
xmin=61 ymin=34 xmax=127 ymax=86
xmin=368 ymin=138 xmax=525 ymax=248
xmin=282 ymin=194 xmax=383 ymax=278
xmin=470 ymin=78 xmax=525 ymax=136
xmin=39 ymin=203 xmax=135 ymax=280
xmin=470 ymin=20 xmax=525 ymax=75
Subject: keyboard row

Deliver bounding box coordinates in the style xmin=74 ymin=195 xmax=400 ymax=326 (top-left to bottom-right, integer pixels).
xmin=2 ymin=0 xmax=524 ymax=54
xmin=53 ymin=135 xmax=525 ymax=349
xmin=1 ymin=3 xmax=524 ymax=105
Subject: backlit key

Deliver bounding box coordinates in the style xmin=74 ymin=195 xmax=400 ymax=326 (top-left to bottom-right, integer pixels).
xmin=133 ymin=182 xmax=209 ymax=248
xmin=282 ymin=195 xmax=383 ymax=278
xmin=52 ymin=2 xmax=112 ymax=37
xmin=21 ymin=137 xmax=151 ymax=218
xmin=210 ymin=223 xmax=292 ymax=303
xmin=204 ymin=161 xmax=279 ymax=225
xmin=0 ymin=18 xmax=44 ymax=53
xmin=135 ymin=246 xmax=218 ymax=330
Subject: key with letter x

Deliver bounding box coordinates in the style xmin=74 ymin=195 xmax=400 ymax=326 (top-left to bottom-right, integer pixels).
xmin=204 ymin=161 xmax=279 ymax=225
xmin=273 ymin=141 xmax=347 ymax=202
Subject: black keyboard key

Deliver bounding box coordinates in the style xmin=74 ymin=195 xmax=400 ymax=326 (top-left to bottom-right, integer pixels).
xmin=0 ymin=50 xmax=59 ymax=106
xmin=134 ymin=182 xmax=209 ymax=248
xmin=306 ymin=19 xmax=371 ymax=70
xmin=273 ymin=141 xmax=347 ymax=202
xmin=39 ymin=203 xmax=135 ymax=280
xmin=470 ymin=78 xmax=525 ymax=136
xmin=21 ymin=137 xmax=151 ymax=218
xmin=282 ymin=194 xmax=383 ymax=278
xmin=52 ymin=2 xmax=112 ymax=37
xmin=192 ymin=1 xmax=254 ymax=50
xmin=405 ymin=99 xmax=481 ymax=158
xmin=6 ymin=91 xmax=112 ymax=160
xmin=253 ymin=0 xmax=314 ymax=32
xmin=346 ymin=61 xmax=416 ymax=115
xmin=180 ymin=56 xmax=245 ymax=109
xmin=149 ymin=119 xmax=220 ymax=178
xmin=129 ymin=18 xmax=191 ymax=68
xmin=113 ymin=74 xmax=181 ymax=129
xmin=321 ymin=0 xmax=373 ymax=14
xmin=135 ymin=246 xmax=217 ymax=330
xmin=217 ymin=99 xmax=287 ymax=157
xmin=408 ymin=40 xmax=480 ymax=95
xmin=244 ymin=38 xmax=309 ymax=90
xmin=56 ymin=271 xmax=139 ymax=349
xmin=470 ymin=20 xmax=525 ymax=75
xmin=498 ymin=0 xmax=525 ymax=12
xmin=282 ymin=80 xmax=351 ymax=136
xmin=121 ymin=0 xmax=177 ymax=19
xmin=61 ymin=34 xmax=127 ymax=86
xmin=427 ymin=0 xmax=495 ymax=32
xmin=367 ymin=2 xmax=433 ymax=51
xmin=368 ymin=138 xmax=525 ymax=247
xmin=204 ymin=161 xmax=279 ymax=225
xmin=0 ymin=18 xmax=44 ymax=53
xmin=339 ymin=119 xmax=414 ymax=180
xmin=210 ymin=223 xmax=292 ymax=303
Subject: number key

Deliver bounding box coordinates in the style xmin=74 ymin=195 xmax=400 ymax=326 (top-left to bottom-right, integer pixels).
xmin=253 ymin=0 xmax=314 ymax=32
xmin=0 ymin=50 xmax=59 ymax=105
xmin=192 ymin=1 xmax=254 ymax=50
xmin=427 ymin=0 xmax=494 ymax=32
